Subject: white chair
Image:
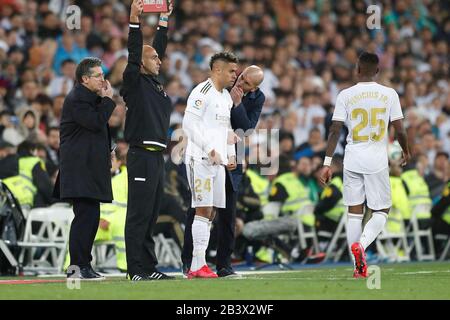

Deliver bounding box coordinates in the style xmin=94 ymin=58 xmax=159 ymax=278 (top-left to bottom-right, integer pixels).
xmin=92 ymin=241 xmax=117 ymax=271
xmin=294 ymin=203 xmax=319 ymax=255
xmin=0 ymin=239 xmax=19 ymax=271
xmin=153 ymin=233 xmax=182 ymax=268
xmin=406 ymin=203 xmax=435 ymax=261
xmin=323 ymin=212 xmax=350 ymax=262
xmin=17 ymin=205 xmax=74 ymax=274
xmin=375 ymin=208 xmax=410 ymax=262
xmin=439 ymin=236 xmax=450 ymax=261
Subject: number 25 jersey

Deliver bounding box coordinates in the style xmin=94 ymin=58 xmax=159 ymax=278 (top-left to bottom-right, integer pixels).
xmin=332 ymin=82 xmax=404 ymax=174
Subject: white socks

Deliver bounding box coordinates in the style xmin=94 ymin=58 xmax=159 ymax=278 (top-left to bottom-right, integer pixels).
xmin=206 ymin=220 xmax=212 ymax=251
xmin=347 ymin=213 xmax=363 ymax=250
xmin=360 ymin=211 xmax=388 ymax=250
xmin=191 ymin=215 xmax=210 ymax=272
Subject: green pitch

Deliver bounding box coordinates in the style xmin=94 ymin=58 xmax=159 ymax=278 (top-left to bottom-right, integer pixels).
xmin=1 ymin=262 xmax=449 ymax=300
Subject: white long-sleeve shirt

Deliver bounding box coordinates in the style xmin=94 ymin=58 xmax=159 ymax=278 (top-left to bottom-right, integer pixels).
xmin=182 ymin=79 xmax=235 ymax=165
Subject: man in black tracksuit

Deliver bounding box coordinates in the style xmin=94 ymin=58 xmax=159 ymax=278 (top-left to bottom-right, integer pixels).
xmin=120 ymin=0 xmax=174 ymax=281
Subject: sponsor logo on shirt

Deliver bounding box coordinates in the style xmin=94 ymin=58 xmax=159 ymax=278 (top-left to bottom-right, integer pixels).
xmin=216 ymin=114 xmax=230 ymax=125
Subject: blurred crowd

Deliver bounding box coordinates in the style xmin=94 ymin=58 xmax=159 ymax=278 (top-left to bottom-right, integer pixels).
xmin=0 ymin=0 xmax=449 ymax=262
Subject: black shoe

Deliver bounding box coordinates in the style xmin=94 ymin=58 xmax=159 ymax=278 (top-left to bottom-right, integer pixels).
xmin=67 ymin=265 xmax=105 ymax=281
xmin=128 ymin=273 xmax=150 ymax=281
xmin=145 ymin=270 xmax=176 ymax=280
xmin=88 ymin=266 xmax=104 ymax=277
xmin=182 ymin=264 xmax=190 ymax=279
xmin=217 ymin=267 xmax=242 ymax=278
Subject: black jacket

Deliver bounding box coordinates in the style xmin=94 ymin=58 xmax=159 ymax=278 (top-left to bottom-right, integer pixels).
xmin=120 ymin=23 xmax=172 ymax=149
xmin=227 ymin=88 xmax=265 ymax=191
xmin=53 ymin=84 xmax=116 ymax=202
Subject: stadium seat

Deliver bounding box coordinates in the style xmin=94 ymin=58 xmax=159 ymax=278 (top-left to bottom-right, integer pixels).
xmin=375 ymin=208 xmax=410 ymax=262
xmin=406 ymin=203 xmax=436 ymax=261
xmin=438 ymin=236 xmax=450 ymax=261
xmin=17 ymin=204 xmax=74 ymax=274
xmin=323 ymin=212 xmax=350 ymax=262
xmin=91 ymin=235 xmax=183 ymax=272
xmin=92 ymin=241 xmax=117 ymax=271
xmin=153 ymin=233 xmax=182 ymax=269
xmin=294 ymin=204 xmax=319 ymax=255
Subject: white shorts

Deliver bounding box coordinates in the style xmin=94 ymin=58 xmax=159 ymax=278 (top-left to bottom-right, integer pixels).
xmin=343 ymin=167 xmax=392 ymax=211
xmin=186 ymin=159 xmax=226 ymax=208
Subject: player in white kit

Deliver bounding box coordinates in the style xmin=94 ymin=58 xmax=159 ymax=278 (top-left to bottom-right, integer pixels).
xmin=319 ymin=52 xmax=411 ymax=278
xmin=182 ymin=52 xmax=239 ymax=279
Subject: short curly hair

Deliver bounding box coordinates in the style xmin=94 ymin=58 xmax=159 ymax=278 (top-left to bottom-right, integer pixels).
xmin=209 ymin=52 xmax=239 ymax=70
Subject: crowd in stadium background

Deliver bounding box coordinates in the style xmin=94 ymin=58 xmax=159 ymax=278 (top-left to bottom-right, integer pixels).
xmin=0 ymin=0 xmax=449 ymax=264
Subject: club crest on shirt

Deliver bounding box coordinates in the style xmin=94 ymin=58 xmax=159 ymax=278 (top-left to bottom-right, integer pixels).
xmin=197 ymin=194 xmax=203 ymax=202
xmin=193 ymin=99 xmax=202 ymax=109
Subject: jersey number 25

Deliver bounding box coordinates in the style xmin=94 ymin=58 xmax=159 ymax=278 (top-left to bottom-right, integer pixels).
xmin=351 ymin=108 xmax=386 ymax=142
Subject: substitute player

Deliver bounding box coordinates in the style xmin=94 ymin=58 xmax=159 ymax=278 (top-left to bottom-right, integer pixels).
xmin=319 ymin=52 xmax=411 ymax=278
xmin=182 ymin=52 xmax=239 ymax=279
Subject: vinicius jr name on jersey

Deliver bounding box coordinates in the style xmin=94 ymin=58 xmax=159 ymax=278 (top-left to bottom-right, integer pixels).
xmin=346 ymin=91 xmax=389 ymax=106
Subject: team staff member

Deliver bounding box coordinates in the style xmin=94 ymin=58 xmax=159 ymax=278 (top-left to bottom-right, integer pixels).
xmin=120 ymin=0 xmax=174 ymax=281
xmin=0 ymin=140 xmax=53 ymax=209
xmin=55 ymin=57 xmax=116 ymax=280
xmin=182 ymin=66 xmax=265 ymax=277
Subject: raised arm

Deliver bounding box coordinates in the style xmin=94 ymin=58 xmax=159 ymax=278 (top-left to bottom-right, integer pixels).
xmin=121 ymin=0 xmax=144 ymax=95
xmin=152 ymin=0 xmax=173 ymax=59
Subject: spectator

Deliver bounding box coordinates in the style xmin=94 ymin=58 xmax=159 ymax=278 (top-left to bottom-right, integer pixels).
xmin=294 ymin=127 xmax=326 ymax=160
xmin=48 ymin=59 xmax=76 ymax=97
xmin=52 ymin=31 xmax=89 ymax=75
xmin=426 ymin=151 xmax=450 ymax=203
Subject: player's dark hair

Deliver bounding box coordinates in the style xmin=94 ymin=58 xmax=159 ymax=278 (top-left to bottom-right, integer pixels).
xmin=357 ymin=52 xmax=379 ymax=76
xmin=209 ymin=52 xmax=239 ymax=70
xmin=75 ymin=57 xmax=102 ymax=84
xmin=358 ymin=51 xmax=379 ymax=66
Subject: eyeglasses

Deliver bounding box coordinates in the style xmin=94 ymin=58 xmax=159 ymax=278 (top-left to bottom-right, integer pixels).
xmin=89 ymin=72 xmax=105 ymax=79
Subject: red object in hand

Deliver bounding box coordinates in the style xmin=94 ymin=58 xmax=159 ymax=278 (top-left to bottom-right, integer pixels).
xmin=143 ymin=0 xmax=168 ymax=13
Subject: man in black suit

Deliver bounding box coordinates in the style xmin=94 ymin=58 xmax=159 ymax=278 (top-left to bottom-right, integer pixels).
xmin=54 ymin=57 xmax=116 ymax=280
xmin=182 ymin=65 xmax=265 ymax=277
